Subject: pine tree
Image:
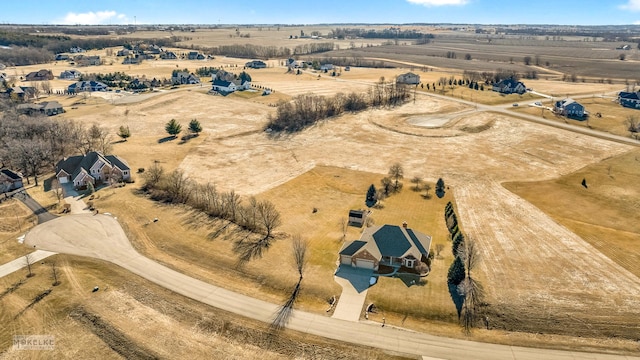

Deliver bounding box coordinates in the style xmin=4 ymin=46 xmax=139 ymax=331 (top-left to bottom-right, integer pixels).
xmin=448 ymin=256 xmax=466 ymax=285
xmin=165 ymin=119 xmax=182 ymax=137
xmin=188 ymin=118 xmax=202 ymax=136
xmin=453 ymin=232 xmax=465 ymax=257
xmin=366 ymin=184 xmax=377 ymax=204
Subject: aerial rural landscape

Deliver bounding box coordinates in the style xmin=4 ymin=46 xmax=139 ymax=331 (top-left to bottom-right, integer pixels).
xmin=1 ymin=1 xmax=640 ymax=359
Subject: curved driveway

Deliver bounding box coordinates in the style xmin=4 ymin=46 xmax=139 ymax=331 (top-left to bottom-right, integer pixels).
xmin=24 ymin=214 xmax=639 ymax=360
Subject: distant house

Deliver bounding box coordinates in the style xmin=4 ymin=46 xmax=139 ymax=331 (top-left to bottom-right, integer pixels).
xmin=59 ymin=69 xmax=81 ymax=80
xmin=348 ymin=209 xmax=370 ymax=227
xmin=55 ymin=54 xmax=70 ymax=61
xmin=187 ymin=51 xmax=206 ymax=60
xmin=148 ymin=45 xmax=163 ymax=54
xmin=122 ymin=55 xmax=143 ymax=65
xmin=25 ymin=69 xmax=54 ymax=81
xmin=160 ymin=51 xmax=178 ymax=60
xmin=492 ymin=78 xmax=526 ymax=95
xmin=616 ymin=44 xmax=631 ymax=50
xmin=69 ymin=47 xmax=86 ymax=53
xmin=68 ymin=80 xmax=108 ymax=94
xmin=116 ymin=48 xmax=130 ymax=57
xmin=171 ymin=72 xmax=200 ymax=85
xmin=55 ymin=151 xmax=131 ymax=188
xmin=212 ymin=78 xmax=237 ymax=93
xmin=6 ymin=86 xmax=36 ymax=101
xmin=618 ymin=92 xmax=640 ymax=109
xmin=0 ymin=168 xmax=23 ymax=193
xmin=554 ymin=98 xmax=586 ymax=119
xmin=339 ymin=223 xmax=432 ymax=271
xmin=16 ymin=101 xmax=64 ymax=116
xmin=75 ymin=55 xmax=101 ymax=66
xmin=320 ymin=63 xmax=334 ymax=72
xmin=245 ymin=60 xmax=267 ymax=69
xmin=396 ymin=72 xmax=420 ymax=85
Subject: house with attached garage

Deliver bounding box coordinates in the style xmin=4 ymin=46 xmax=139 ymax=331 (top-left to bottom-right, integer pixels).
xmin=59 ymin=69 xmax=82 ymax=80
xmin=68 ymin=80 xmax=108 ymax=94
xmin=25 ymin=69 xmax=54 ymax=81
xmin=554 ymin=98 xmax=586 ymax=119
xmin=16 ymin=101 xmax=64 ymax=116
xmin=55 ymin=151 xmax=131 ymax=189
xmin=339 ymin=223 xmax=431 ymax=271
xmin=492 ymin=78 xmax=526 ymax=95
xmin=0 ymin=168 xmax=23 ymax=193
xmin=245 ymin=60 xmax=267 ymax=69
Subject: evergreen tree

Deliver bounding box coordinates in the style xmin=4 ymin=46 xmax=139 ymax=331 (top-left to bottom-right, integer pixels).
xmin=448 ymin=256 xmax=466 ymax=285
xmin=436 ymin=178 xmax=445 ymax=192
xmin=453 ymin=232 xmax=465 ymax=257
xmin=366 ymin=184 xmax=377 ymax=203
xmin=165 ymin=119 xmax=182 ymax=137
xmin=188 ymin=118 xmax=202 ymax=135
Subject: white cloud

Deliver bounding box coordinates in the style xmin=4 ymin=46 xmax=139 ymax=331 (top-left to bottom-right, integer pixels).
xmin=620 ymin=0 xmax=640 ymax=11
xmin=407 ymin=0 xmax=469 ymax=6
xmin=61 ymin=10 xmax=128 ymax=25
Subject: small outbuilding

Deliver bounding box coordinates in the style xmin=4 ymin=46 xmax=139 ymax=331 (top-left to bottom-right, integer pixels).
xmin=348 ymin=209 xmax=370 ymax=227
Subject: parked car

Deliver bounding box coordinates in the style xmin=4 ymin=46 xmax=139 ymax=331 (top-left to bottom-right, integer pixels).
xmin=512 ymin=103 xmax=519 ymax=107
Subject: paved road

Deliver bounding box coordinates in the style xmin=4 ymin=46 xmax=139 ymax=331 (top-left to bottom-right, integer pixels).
xmin=16 ymin=192 xmax=57 ymax=224
xmin=0 ymin=250 xmax=57 ymax=278
xmin=23 ymin=214 xmax=640 ymax=360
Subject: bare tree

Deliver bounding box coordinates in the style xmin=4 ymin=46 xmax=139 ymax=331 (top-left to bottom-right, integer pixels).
xmin=388 ymin=163 xmax=404 ymax=191
xmin=339 ymin=217 xmax=347 ymax=241
xmin=626 ymin=115 xmax=639 ymax=139
xmin=143 ymin=162 xmax=165 ymax=189
xmin=410 ymin=176 xmax=423 ymax=191
xmin=51 ymin=178 xmax=63 ymax=202
xmin=51 ymin=262 xmax=60 ymax=286
xmin=24 ymin=254 xmax=34 ymax=277
xmin=271 ymin=235 xmax=308 ymax=331
xmin=458 ymin=238 xmax=484 ymax=334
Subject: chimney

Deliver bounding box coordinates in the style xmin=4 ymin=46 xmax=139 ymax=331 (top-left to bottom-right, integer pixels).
xmin=402 ymin=221 xmax=407 ymax=229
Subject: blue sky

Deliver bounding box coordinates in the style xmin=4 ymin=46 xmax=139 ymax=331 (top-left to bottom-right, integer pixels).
xmin=2 ymin=0 xmax=640 ymax=25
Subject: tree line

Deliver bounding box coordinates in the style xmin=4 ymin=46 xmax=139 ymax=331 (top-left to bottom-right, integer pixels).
xmin=328 ymin=28 xmax=434 ymax=40
xmin=210 ymin=44 xmax=291 ymax=59
xmin=0 ymin=99 xmax=112 ymax=186
xmin=292 ymin=42 xmax=335 ymax=55
xmin=266 ymin=79 xmax=410 ymax=133
xmin=445 ymin=201 xmax=484 ymax=334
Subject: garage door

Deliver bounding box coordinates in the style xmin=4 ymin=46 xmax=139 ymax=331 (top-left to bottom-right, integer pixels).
xmin=59 ymin=177 xmax=68 ymax=184
xmin=355 ymin=259 xmax=375 ymax=270
xmin=340 ymin=255 xmax=352 ymax=265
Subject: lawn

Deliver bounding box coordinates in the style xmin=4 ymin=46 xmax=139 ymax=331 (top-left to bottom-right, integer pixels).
xmin=0 ymin=199 xmax=36 ymax=264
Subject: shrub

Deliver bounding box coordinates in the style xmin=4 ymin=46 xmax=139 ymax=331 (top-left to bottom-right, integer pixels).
xmin=447 ymin=256 xmax=466 ymax=285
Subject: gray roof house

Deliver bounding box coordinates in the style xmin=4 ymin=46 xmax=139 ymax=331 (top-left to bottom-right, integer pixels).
xmin=245 ymin=60 xmax=267 ymax=69
xmin=68 ymin=80 xmax=108 ymax=93
xmin=172 ymin=72 xmax=200 ymax=85
xmin=16 ymin=101 xmax=64 ymax=116
xmin=396 ymin=72 xmax=420 ymax=85
xmin=59 ymin=69 xmax=82 ymax=80
xmin=0 ymin=168 xmax=23 ymax=193
xmin=55 ymin=151 xmax=131 ymax=188
xmin=492 ymin=78 xmax=526 ymax=95
xmin=339 ymin=223 xmax=432 ymax=271
xmin=554 ymin=98 xmax=586 ymax=119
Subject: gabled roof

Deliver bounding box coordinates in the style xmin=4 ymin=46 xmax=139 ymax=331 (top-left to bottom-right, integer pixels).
xmin=0 ymin=168 xmax=22 ymax=180
xmin=56 ymin=152 xmax=130 ymax=183
xmin=619 ymin=92 xmax=640 ymax=100
xmin=350 ymin=224 xmax=431 ymax=261
xmin=213 ymin=78 xmax=233 ymax=87
xmin=105 ymin=155 xmax=130 ymax=171
xmin=340 ymin=241 xmax=367 ymax=256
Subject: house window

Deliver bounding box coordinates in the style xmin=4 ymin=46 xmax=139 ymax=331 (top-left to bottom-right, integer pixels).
xmin=404 ymin=258 xmax=415 ymax=268
xmin=123 ymin=171 xmax=128 ymax=175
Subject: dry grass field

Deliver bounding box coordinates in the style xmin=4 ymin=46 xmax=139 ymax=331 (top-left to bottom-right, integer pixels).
xmin=0 ymin=200 xmax=36 ymax=264
xmin=5 ymin=35 xmax=640 ymax=354
xmin=0 ymin=255 xmax=406 ymax=359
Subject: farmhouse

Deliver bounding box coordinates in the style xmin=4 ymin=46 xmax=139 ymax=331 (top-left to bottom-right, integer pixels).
xmin=339 ymin=223 xmax=431 ymax=271
xmin=618 ymin=91 xmax=640 ymax=109
xmin=554 ymin=98 xmax=586 ymax=119
xmin=396 ymin=72 xmax=420 ymax=85
xmin=245 ymin=60 xmax=267 ymax=69
xmin=348 ymin=209 xmax=370 ymax=227
xmin=171 ymin=72 xmax=200 ymax=85
xmin=492 ymin=78 xmax=526 ymax=95
xmin=59 ymin=69 xmax=81 ymax=80
xmin=68 ymin=80 xmax=108 ymax=93
xmin=0 ymin=168 xmax=23 ymax=193
xmin=25 ymin=69 xmax=54 ymax=81
xmin=55 ymin=151 xmax=131 ymax=188
xmin=16 ymin=101 xmax=64 ymax=116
